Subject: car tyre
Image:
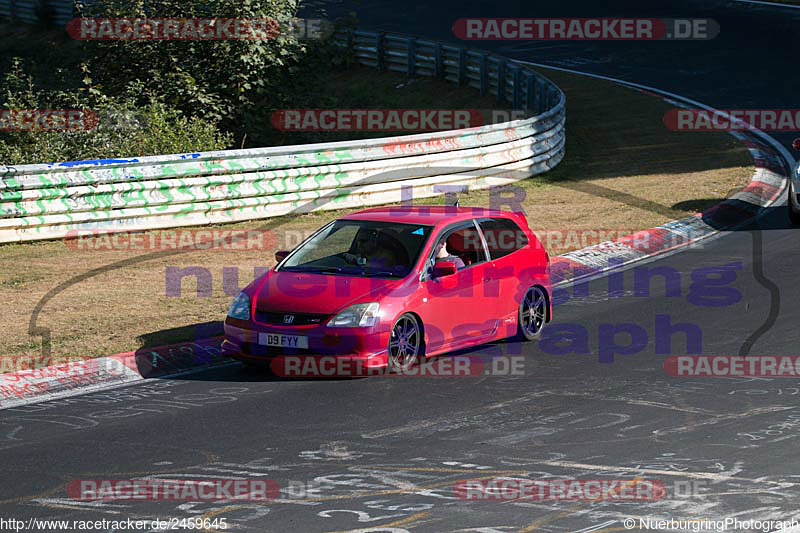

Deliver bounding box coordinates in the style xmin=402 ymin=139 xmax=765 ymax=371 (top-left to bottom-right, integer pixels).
xmin=789 ymin=182 xmax=800 ymax=225
xmin=387 ymin=313 xmax=423 ymax=372
xmin=517 ymin=285 xmax=547 ymax=341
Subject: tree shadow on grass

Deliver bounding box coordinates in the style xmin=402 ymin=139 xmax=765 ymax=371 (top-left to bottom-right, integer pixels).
xmin=136 ymin=321 xmax=224 ymax=350
xmin=672 ymin=198 xmax=721 ymax=212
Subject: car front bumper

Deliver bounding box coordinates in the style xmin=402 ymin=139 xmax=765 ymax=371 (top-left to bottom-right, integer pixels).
xmin=222 ymin=318 xmax=391 ymax=368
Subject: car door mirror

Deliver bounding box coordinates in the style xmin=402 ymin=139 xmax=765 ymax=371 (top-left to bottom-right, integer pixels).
xmin=432 ymin=260 xmax=457 ymax=277
xmin=275 ymin=250 xmax=290 ymax=262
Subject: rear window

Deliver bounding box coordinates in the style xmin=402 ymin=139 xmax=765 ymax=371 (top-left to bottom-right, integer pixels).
xmin=479 ymin=218 xmax=529 ymax=259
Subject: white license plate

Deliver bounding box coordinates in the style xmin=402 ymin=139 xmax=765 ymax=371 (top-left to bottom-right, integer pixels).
xmin=258 ymin=332 xmax=309 ymax=349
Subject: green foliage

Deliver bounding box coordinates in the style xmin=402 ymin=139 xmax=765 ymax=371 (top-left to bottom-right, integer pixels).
xmin=0 ymin=0 xmax=356 ymax=163
xmin=77 ymin=0 xmax=310 ymax=128
xmin=0 ymin=59 xmax=231 ymax=165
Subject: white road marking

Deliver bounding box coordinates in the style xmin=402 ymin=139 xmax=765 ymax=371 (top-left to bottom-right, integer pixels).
xmin=5 ymin=425 xmax=22 ymax=440
xmin=572 ymin=521 xmax=618 ymax=533
xmin=539 ymin=460 xmax=798 ymax=486
xmin=732 ymin=0 xmax=800 ymax=9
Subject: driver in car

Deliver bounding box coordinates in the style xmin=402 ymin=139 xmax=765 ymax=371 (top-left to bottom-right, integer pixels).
xmin=435 ymin=238 xmax=465 ymax=270
xmin=344 ymin=229 xmax=397 ymax=269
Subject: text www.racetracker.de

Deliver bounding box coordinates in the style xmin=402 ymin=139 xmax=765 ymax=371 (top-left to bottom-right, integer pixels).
xmin=0 ymin=516 xmax=228 ymax=531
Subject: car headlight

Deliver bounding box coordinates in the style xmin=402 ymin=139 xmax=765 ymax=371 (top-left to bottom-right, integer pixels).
xmin=227 ymin=292 xmax=251 ymax=320
xmin=328 ymin=302 xmax=380 ymax=328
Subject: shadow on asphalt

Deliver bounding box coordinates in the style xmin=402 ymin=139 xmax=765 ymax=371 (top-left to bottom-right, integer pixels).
xmin=132 ymin=330 xmax=528 ymax=384
xmin=703 ymin=203 xmax=796 ymax=231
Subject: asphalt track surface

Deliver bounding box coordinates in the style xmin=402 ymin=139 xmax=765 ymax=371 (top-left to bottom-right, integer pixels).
xmin=2 ymin=1 xmax=800 ymax=531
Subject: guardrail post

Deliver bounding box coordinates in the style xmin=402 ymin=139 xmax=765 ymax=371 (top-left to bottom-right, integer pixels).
xmin=407 ymin=37 xmax=416 ymax=79
xmin=497 ymin=60 xmax=507 ymax=103
xmin=479 ymin=54 xmax=488 ymax=96
xmin=457 ymin=49 xmax=466 ymax=86
xmin=376 ymin=32 xmax=385 ymax=71
xmin=344 ymin=28 xmax=355 ymax=68
xmin=0 ymin=31 xmax=566 ymax=245
xmin=526 ymin=75 xmax=536 ymax=112
xmin=434 ymin=43 xmax=443 ymax=79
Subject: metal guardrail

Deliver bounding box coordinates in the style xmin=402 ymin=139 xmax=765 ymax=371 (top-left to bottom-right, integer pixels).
xmin=0 ymin=0 xmax=73 ymax=26
xmin=0 ymin=29 xmax=566 ymax=243
xmin=341 ymin=29 xmax=562 ymax=113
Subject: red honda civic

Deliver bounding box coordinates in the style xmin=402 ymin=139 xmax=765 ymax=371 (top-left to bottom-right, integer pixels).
xmin=222 ymin=206 xmax=552 ymax=371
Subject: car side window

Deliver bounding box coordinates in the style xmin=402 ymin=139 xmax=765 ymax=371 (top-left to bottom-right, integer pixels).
xmin=448 ymin=226 xmax=486 ymax=267
xmin=479 ymin=218 xmax=529 ymax=260
xmin=426 ymin=224 xmax=487 ymax=276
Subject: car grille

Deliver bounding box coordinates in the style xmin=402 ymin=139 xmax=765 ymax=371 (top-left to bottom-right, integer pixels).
xmin=253 ymin=311 xmax=330 ymax=326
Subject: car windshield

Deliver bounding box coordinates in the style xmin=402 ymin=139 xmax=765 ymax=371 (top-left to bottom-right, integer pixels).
xmin=278 ymin=219 xmax=433 ymax=278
